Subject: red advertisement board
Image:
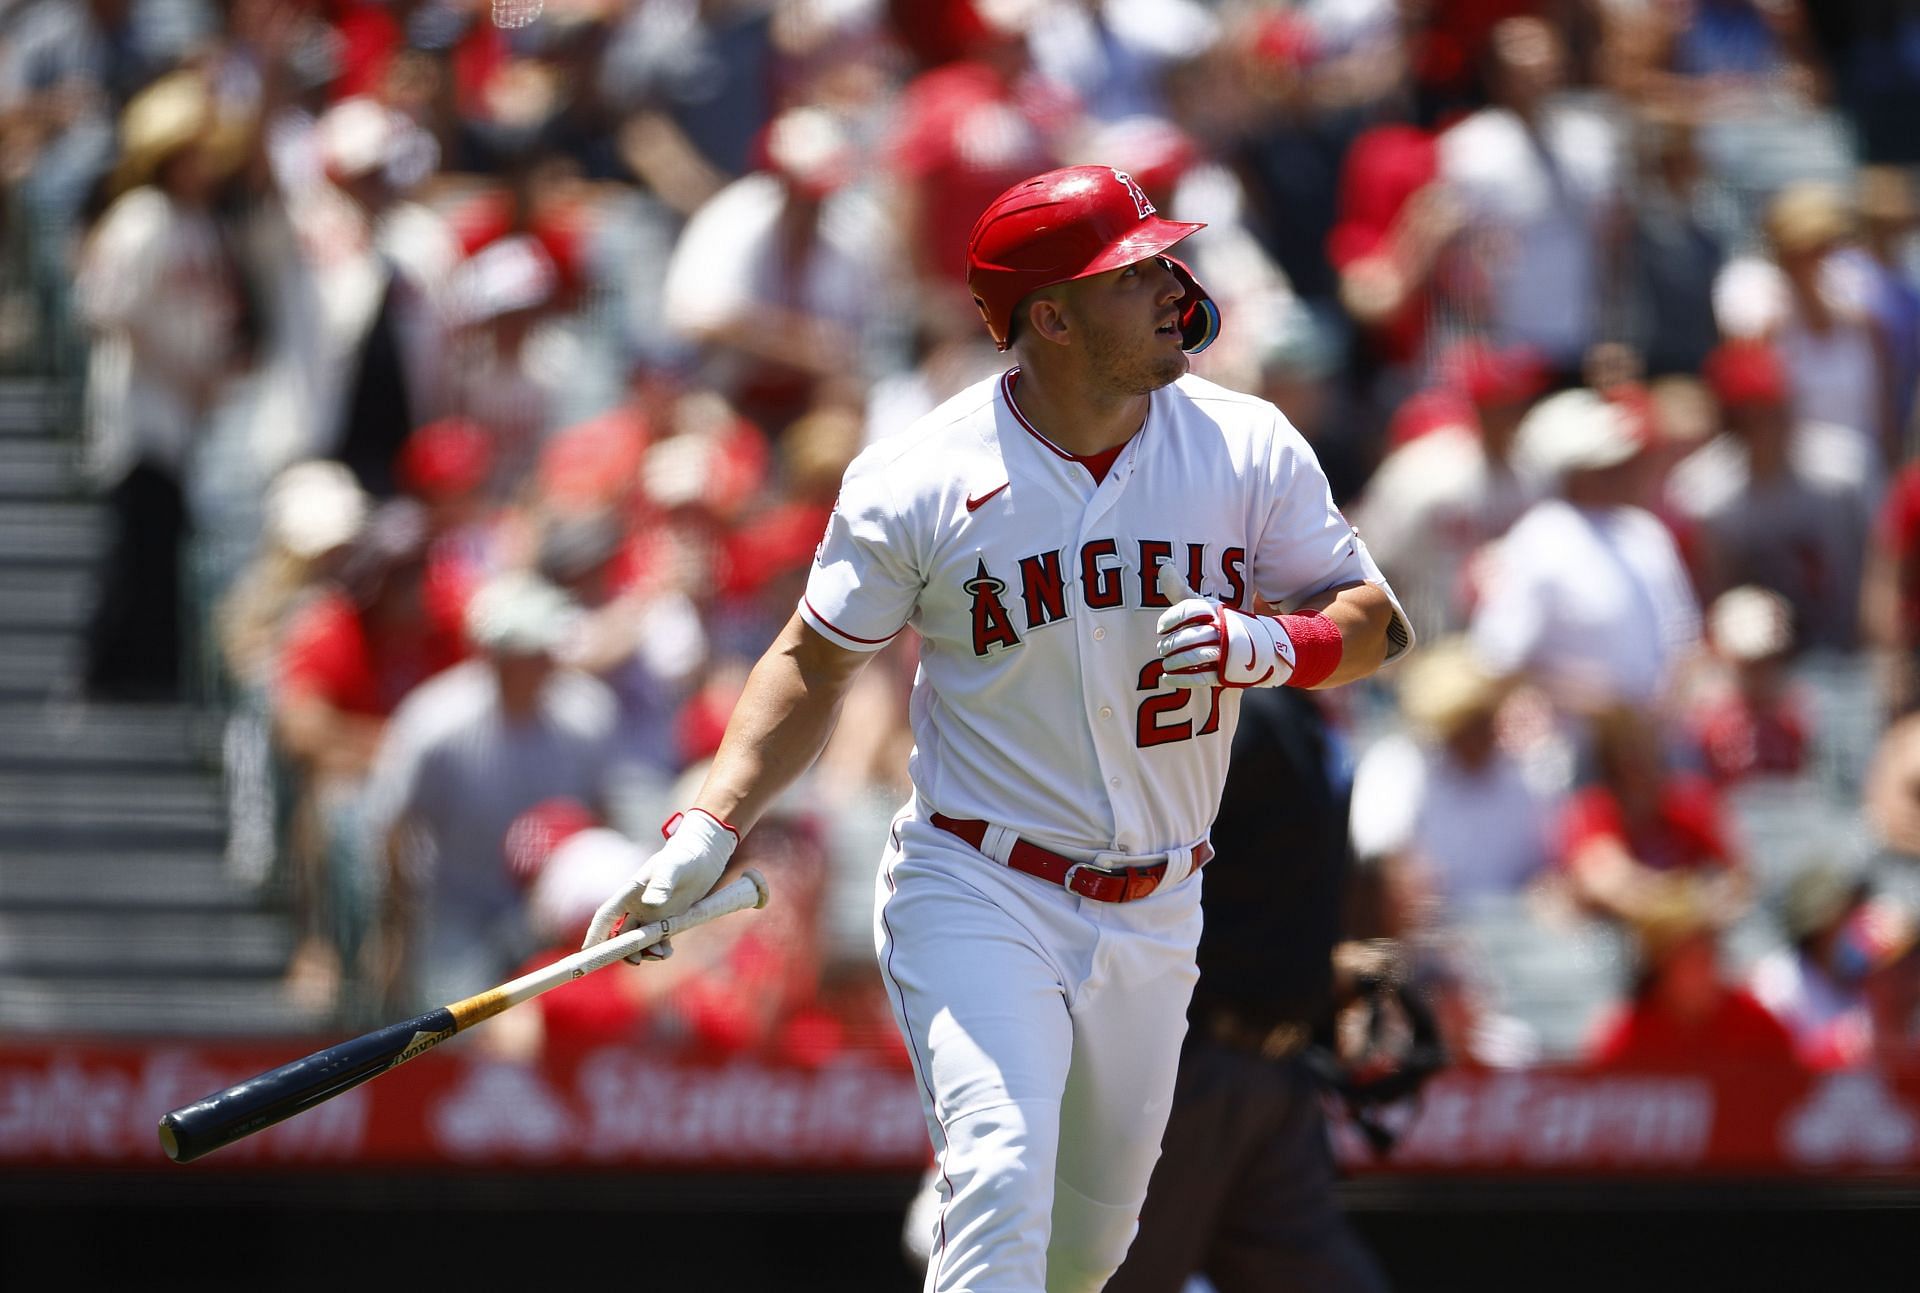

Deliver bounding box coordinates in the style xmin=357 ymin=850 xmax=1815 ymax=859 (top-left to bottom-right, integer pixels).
xmin=1327 ymin=1065 xmax=1920 ymax=1176
xmin=0 ymin=1042 xmax=931 ymax=1171
xmin=4 ymin=1042 xmax=1918 ymax=1177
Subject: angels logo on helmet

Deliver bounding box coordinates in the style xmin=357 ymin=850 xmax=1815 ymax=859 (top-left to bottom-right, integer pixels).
xmin=1113 ymin=168 xmax=1156 ymax=218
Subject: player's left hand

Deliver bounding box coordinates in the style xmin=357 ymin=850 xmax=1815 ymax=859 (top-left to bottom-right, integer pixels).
xmin=1154 ymin=565 xmax=1297 ymax=689
xmin=581 ymin=809 xmax=738 ymax=963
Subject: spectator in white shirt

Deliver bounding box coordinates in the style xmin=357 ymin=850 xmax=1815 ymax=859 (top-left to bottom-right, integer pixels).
xmin=77 ymin=71 xmax=249 ymax=700
xmin=1712 ymin=182 xmax=1896 ymax=463
xmin=1355 ymin=342 xmax=1547 ymax=636
xmin=1471 ymin=388 xmax=1701 ymax=714
xmin=661 ymin=105 xmax=898 ymax=431
xmin=1351 ymin=637 xmax=1559 ymax=926
xmin=1438 ymin=17 xmax=1622 ymax=376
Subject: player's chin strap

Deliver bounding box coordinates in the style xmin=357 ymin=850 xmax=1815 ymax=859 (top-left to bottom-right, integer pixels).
xmin=1305 ymin=976 xmax=1449 ymax=1159
xmin=1160 ymin=255 xmax=1220 ymax=354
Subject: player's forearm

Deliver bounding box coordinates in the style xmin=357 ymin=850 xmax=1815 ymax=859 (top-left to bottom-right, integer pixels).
xmin=689 ymin=614 xmax=870 ymax=834
xmin=1292 ymin=581 xmax=1397 ymax=688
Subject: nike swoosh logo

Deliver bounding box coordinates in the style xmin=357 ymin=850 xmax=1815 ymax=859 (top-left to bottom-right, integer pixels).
xmin=965 ymin=482 xmax=1010 ymax=512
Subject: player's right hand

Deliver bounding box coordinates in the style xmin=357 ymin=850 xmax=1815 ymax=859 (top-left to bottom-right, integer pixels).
xmin=1154 ymin=564 xmax=1297 ymax=689
xmin=582 ymin=808 xmax=739 ymax=963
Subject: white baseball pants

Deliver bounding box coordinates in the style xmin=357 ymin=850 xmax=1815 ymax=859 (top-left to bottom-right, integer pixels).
xmin=876 ymin=807 xmax=1204 ymax=1293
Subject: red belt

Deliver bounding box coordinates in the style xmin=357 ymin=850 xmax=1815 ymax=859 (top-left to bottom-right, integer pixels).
xmin=930 ymin=813 xmax=1212 ymax=904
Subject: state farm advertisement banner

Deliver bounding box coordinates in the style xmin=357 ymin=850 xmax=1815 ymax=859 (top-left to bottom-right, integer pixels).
xmin=0 ymin=1042 xmax=931 ymax=1171
xmin=1329 ymin=1065 xmax=1920 ymax=1177
xmin=4 ymin=1042 xmax=1919 ymax=1176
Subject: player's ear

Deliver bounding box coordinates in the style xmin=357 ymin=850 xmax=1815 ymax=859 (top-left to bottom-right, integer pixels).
xmin=1025 ymin=292 xmax=1073 ymax=348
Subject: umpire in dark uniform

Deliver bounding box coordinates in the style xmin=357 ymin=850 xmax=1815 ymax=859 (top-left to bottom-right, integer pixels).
xmin=1104 ymin=685 xmax=1392 ymax=1293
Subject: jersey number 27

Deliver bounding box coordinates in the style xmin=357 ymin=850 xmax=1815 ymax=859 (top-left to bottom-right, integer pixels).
xmin=1135 ymin=661 xmax=1223 ymax=748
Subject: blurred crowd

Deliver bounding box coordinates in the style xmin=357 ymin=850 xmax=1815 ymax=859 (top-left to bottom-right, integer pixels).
xmin=12 ymin=0 xmax=1920 ymax=1072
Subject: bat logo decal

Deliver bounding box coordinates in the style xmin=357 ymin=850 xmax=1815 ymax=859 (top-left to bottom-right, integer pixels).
xmin=389 ymin=1027 xmax=455 ymax=1067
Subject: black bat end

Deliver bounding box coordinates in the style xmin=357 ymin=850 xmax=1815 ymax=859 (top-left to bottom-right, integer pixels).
xmin=158 ymin=1102 xmax=230 ymax=1165
xmin=157 ymin=1115 xmax=183 ymax=1162
xmin=157 ymin=1106 xmax=192 ymax=1160
xmin=157 ymin=1007 xmax=457 ymax=1164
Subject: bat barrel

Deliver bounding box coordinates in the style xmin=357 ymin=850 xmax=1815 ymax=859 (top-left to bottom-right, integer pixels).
xmin=158 ymin=1008 xmax=456 ymax=1164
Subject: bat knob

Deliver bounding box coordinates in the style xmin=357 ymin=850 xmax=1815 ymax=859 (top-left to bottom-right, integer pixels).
xmin=158 ymin=1116 xmax=182 ymax=1162
xmin=746 ymin=868 xmax=771 ymax=909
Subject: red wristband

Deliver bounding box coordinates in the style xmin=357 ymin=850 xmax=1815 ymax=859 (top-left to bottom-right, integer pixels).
xmin=1276 ymin=610 xmax=1343 ymax=689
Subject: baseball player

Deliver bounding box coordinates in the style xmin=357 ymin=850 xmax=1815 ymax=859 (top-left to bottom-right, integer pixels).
xmin=583 ymin=166 xmax=1414 ymax=1292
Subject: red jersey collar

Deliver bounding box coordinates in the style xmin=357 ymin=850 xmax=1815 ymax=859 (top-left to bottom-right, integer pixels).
xmin=1001 ymin=368 xmax=1144 ymax=484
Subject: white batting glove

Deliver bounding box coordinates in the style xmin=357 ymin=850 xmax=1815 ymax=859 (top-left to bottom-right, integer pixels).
xmin=1154 ymin=564 xmax=1296 ymax=689
xmin=581 ymin=809 xmax=739 ymax=963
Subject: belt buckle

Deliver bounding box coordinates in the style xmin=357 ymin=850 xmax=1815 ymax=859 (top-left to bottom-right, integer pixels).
xmin=1066 ymin=853 xmax=1159 ymax=903
xmin=1063 ymin=858 xmax=1134 ymax=902
xmin=1062 ymin=860 xmax=1115 ymax=900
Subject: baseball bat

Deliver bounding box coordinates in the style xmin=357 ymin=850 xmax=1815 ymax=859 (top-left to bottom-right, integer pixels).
xmin=157 ymin=869 xmax=770 ymax=1164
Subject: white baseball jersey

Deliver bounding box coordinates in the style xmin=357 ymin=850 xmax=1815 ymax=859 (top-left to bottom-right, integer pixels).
xmin=801 ymin=367 xmax=1412 ymax=856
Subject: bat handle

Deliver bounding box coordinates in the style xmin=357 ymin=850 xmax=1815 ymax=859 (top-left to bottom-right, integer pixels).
xmin=610 ymin=868 xmax=771 ymax=956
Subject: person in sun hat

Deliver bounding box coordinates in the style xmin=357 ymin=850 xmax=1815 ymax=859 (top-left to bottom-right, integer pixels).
xmin=1713 ymin=180 xmax=1894 ymax=460
xmin=440 ymin=233 xmax=567 ymax=485
xmin=1589 ymin=871 xmax=1795 ymax=1068
xmin=1350 ymin=636 xmax=1557 ymax=927
xmin=218 ymin=460 xmax=372 ymax=692
xmin=77 ymin=69 xmax=253 ymax=700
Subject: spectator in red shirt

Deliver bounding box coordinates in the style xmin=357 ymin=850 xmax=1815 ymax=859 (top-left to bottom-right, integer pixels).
xmin=1560 ymin=705 xmax=1749 ymax=927
xmin=720 ymin=404 xmax=860 ymax=607
xmin=218 ymin=460 xmax=370 ymax=698
xmin=276 ymin=499 xmax=467 ymax=747
xmin=1329 ymin=124 xmax=1459 ymax=375
xmin=1687 ymin=585 xmax=1810 ymax=785
xmin=888 ymin=13 xmax=1067 ymax=337
xmin=274 ymin=500 xmax=469 ymax=1008
xmin=330 ymin=0 xmax=508 ymax=118
xmin=444 ymin=153 xmax=593 ymax=307
xmin=1589 ymin=874 xmax=1797 ymax=1069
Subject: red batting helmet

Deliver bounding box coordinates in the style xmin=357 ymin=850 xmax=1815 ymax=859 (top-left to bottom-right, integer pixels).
xmin=966 ymin=165 xmax=1220 ymax=354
